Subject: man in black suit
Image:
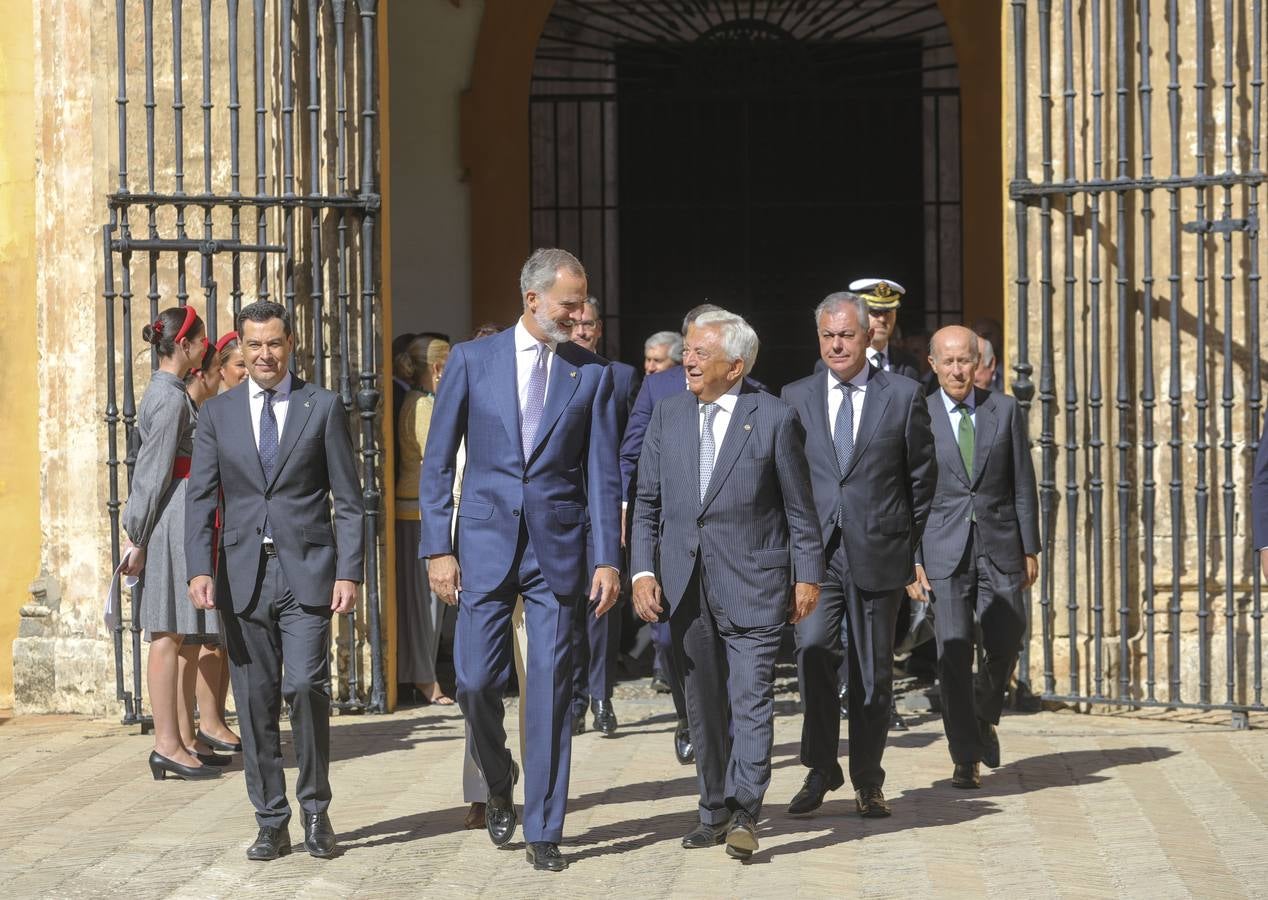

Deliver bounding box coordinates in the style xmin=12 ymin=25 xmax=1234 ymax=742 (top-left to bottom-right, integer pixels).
xmin=632 ymin=309 xmax=823 ymax=860
xmin=570 ymin=296 xmax=639 ymax=736
xmin=187 ymin=300 xmax=365 ymax=861
xmin=850 ymin=277 xmax=922 ymax=381
xmin=781 ymin=291 xmax=936 ymax=818
xmin=909 ymin=326 xmax=1039 ymax=787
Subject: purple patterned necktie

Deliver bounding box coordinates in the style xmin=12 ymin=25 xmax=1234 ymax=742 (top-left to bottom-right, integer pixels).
xmin=522 ymin=343 xmax=548 ymax=460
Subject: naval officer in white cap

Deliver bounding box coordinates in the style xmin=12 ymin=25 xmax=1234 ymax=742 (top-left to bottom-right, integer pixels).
xmin=849 ymin=278 xmax=921 ymax=382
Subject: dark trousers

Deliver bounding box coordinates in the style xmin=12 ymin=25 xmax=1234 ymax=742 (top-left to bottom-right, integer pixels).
xmin=795 ymin=530 xmax=901 ymax=790
xmin=455 ymin=525 xmax=577 ymax=844
xmin=929 ymin=528 xmax=1027 ymax=764
xmin=651 ymin=619 xmax=688 ymax=721
xmin=222 ymin=550 xmax=333 ymax=829
xmin=571 ymin=598 xmax=617 ymax=713
xmin=672 ymin=563 xmax=782 ymax=825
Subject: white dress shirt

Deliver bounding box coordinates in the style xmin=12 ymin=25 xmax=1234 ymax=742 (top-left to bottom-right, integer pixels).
xmin=514 ymin=318 xmax=557 ymax=412
xmin=633 ymin=381 xmax=742 ymax=584
xmin=247 ymin=371 xmax=294 ymax=451
xmin=940 ymin=386 xmax=977 ymax=428
xmin=827 ymin=365 xmax=869 ymax=443
xmin=866 ymin=344 xmax=892 ymax=372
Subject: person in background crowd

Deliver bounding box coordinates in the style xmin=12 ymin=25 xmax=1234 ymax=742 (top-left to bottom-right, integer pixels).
xmin=177 ymin=342 xmax=239 ymax=766
xmin=568 ymin=296 xmax=639 ymax=736
xmin=391 ymin=333 xmax=417 ymax=480
xmin=974 ymin=335 xmax=998 ymax=391
xmin=973 ymin=317 xmax=1006 ymax=392
xmin=121 ymin=305 xmax=220 ymax=781
xmin=781 ymin=291 xmax=936 ymax=820
xmin=909 ymin=325 xmax=1039 ymax=788
xmin=396 ymin=334 xmax=454 ymax=706
xmin=643 ymin=330 xmax=683 ymax=375
xmin=850 ymin=277 xmax=922 ymax=381
xmin=216 ymin=331 xmax=248 ymax=390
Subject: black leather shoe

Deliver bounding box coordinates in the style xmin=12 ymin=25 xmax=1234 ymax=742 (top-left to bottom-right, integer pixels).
xmin=525 ymin=841 xmax=568 ymax=872
xmin=725 ymin=811 xmax=758 ymax=860
xmin=681 ymin=820 xmax=728 ymax=849
xmin=838 ymin=686 xmax=849 ymax=720
xmin=148 ymin=750 xmax=221 ymax=781
xmin=246 ymin=826 xmax=291 ymax=861
xmin=572 ymin=710 xmax=587 ymax=736
xmin=979 ymin=719 xmax=1001 ymax=768
xmin=191 ymin=750 xmax=232 ymax=767
xmin=197 ymin=729 xmax=242 ymax=753
xmin=787 ymin=767 xmax=845 ymax=816
xmin=889 ymin=701 xmax=908 ymax=731
xmin=650 ymin=673 xmax=672 ymax=694
xmin=855 ymin=785 xmax=892 ymax=818
xmin=673 ymin=718 xmax=694 ymax=765
xmin=486 ymin=759 xmax=520 ymax=847
xmin=952 ymin=762 xmax=981 ymax=789
xmin=592 ymin=700 xmax=618 ymax=736
xmin=303 ymin=812 xmax=337 ymax=858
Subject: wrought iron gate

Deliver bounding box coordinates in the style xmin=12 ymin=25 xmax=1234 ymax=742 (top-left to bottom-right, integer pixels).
xmin=530 ymin=0 xmax=962 ymax=390
xmin=102 ymin=0 xmax=386 ymax=723
xmin=1009 ymin=0 xmax=1265 ymax=722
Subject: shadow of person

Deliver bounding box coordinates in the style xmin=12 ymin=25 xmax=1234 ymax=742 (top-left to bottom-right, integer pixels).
xmin=338 ymin=804 xmax=473 ymax=852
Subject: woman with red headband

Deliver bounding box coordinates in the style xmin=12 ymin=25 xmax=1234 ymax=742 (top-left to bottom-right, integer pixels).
xmin=215 ymin=331 xmax=248 ymax=389
xmin=121 ymin=305 xmax=221 ymax=781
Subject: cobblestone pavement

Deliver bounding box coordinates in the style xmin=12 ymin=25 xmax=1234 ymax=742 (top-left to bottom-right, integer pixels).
xmin=2 ymin=694 xmax=1268 ymax=899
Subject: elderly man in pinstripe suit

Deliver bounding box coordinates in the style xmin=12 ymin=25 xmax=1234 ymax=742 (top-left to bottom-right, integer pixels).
xmin=631 ymin=310 xmax=824 ymax=861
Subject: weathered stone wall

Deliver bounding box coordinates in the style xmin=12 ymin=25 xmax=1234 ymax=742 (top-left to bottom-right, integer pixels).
xmin=1005 ymin=1 xmax=1267 ymax=706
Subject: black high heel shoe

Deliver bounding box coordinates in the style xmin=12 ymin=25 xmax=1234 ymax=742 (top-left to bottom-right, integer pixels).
xmin=149 ymin=750 xmax=221 ymax=780
xmin=190 ymin=749 xmax=232 ymax=767
xmin=196 ymin=729 xmax=242 ymax=753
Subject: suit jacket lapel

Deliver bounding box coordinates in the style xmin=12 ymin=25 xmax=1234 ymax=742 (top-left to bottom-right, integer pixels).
xmin=483 ymin=329 xmax=521 ymax=457
xmin=700 ymin=390 xmax=757 ymax=511
xmin=267 ymin=378 xmax=317 ymax=490
xmin=233 ymin=381 xmax=269 ymax=486
xmin=929 ymin=393 xmax=970 ymax=486
xmin=843 ymin=366 xmax=890 ymax=480
xmin=970 ymin=387 xmax=998 ymax=488
xmin=805 ymin=376 xmax=839 ymax=477
xmin=528 ymin=344 xmax=582 ymax=462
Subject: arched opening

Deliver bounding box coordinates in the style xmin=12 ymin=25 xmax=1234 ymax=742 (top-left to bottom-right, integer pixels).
xmin=528 ymin=1 xmax=963 ymax=388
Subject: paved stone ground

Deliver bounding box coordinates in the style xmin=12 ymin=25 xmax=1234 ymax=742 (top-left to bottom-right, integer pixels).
xmin=2 ymin=693 xmax=1268 ymax=899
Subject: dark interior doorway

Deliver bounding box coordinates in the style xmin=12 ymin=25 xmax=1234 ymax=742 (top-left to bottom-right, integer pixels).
xmin=531 ymin=1 xmax=961 ymax=391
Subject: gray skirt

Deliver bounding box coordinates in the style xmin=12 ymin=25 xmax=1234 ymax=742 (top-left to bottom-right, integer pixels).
xmin=137 ymin=478 xmax=220 ymax=639
xmin=395 ymin=518 xmax=451 ymax=683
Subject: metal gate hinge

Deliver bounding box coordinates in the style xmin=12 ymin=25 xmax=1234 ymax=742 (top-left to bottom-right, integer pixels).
xmin=1182 ymin=215 xmax=1258 ymax=235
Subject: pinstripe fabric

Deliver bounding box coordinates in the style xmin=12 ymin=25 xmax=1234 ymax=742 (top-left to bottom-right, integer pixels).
xmin=631 ymin=382 xmax=823 ymax=823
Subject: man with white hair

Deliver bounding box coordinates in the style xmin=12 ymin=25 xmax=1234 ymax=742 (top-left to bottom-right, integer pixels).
xmin=631 ymin=310 xmax=823 ymax=860
xmin=643 ymin=330 xmax=683 ymax=375
xmin=973 ymin=334 xmax=998 ymax=390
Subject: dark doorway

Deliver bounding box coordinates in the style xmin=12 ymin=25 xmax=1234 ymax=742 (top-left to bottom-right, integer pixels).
xmin=531 ymin=2 xmax=960 ymax=391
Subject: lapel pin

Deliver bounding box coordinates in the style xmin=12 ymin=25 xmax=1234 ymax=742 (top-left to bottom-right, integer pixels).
xmin=570 ymin=370 xmax=577 ymax=378
xmin=744 ymin=424 xmax=752 ymax=431
xmin=304 ymin=400 xmax=311 ymax=408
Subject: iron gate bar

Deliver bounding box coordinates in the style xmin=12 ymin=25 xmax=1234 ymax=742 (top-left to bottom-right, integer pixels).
xmin=254 ymin=0 xmax=269 ymax=303
xmin=107 ymin=193 xmax=380 ymax=209
xmin=1059 ymin=0 xmax=1078 ymax=703
xmin=1138 ymin=0 xmax=1159 ymax=704
xmin=1252 ymin=0 xmax=1264 ymax=710
xmin=1167 ymin=0 xmax=1184 ymax=707
xmin=1010 ymin=172 xmax=1268 ymax=196
xmin=1194 ymin=0 xmax=1212 ymax=708
xmin=110 ymin=239 xmax=287 ymax=254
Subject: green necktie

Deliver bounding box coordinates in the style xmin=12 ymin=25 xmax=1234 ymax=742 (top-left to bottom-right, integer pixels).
xmin=955 ymin=402 xmax=974 ymax=478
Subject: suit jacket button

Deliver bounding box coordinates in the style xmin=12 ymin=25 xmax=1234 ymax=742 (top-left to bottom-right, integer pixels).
xmin=696 ymin=518 xmax=704 ymax=527
xmin=523 ymin=476 xmax=529 ymax=484
xmin=688 ymin=549 xmax=696 ymax=557
xmin=255 ymin=527 xmax=262 ymax=535
xmin=513 ymin=509 xmax=520 ymax=516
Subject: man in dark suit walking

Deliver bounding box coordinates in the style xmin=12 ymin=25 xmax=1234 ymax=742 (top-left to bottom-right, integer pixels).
xmin=907 ymin=325 xmax=1039 ymax=788
xmin=419 ymin=248 xmax=621 ymax=873
xmin=631 ymin=310 xmax=823 ymax=860
xmin=186 ymin=300 xmax=364 ymax=861
xmin=781 ymin=291 xmax=936 ymax=818
xmin=569 ymin=296 xmax=639 ymax=736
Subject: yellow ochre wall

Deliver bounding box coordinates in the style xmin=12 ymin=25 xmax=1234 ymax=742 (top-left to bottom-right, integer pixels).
xmin=0 ymin=0 xmax=41 ymax=710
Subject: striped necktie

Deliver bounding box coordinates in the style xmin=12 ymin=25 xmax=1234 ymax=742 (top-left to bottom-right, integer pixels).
xmin=521 ymin=343 xmax=547 ymax=461
xmin=699 ymin=402 xmax=719 ymax=503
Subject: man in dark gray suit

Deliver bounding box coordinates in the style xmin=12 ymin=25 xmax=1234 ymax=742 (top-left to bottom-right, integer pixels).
xmin=781 ymin=291 xmax=936 ymax=818
xmin=631 ymin=310 xmax=823 ymax=861
xmin=907 ymin=325 xmax=1039 ymax=788
xmin=187 ymin=301 xmax=364 ymax=862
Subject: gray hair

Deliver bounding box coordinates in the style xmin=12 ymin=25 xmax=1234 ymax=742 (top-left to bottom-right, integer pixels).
xmin=813 ymin=291 xmax=868 ymax=328
xmin=583 ymin=295 xmax=601 ymax=316
xmin=977 ymin=335 xmax=995 ymax=367
xmin=691 ymin=309 xmax=759 ymax=376
xmin=519 ymin=248 xmax=587 ymax=303
xmin=644 ymin=330 xmax=683 ymax=363
xmin=682 ymin=302 xmax=723 ymax=335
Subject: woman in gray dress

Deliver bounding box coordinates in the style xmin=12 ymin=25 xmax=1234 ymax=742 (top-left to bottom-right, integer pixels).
xmin=120 ymin=305 xmax=220 ymax=781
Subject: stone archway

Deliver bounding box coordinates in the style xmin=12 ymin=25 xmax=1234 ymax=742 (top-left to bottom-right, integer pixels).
xmin=462 ymin=1 xmax=1003 ymax=335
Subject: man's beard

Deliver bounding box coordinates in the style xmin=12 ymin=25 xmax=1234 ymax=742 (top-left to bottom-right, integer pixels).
xmin=534 ymin=307 xmax=572 ymax=344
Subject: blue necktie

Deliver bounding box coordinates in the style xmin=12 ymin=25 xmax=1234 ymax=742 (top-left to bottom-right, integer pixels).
xmin=833 ymin=382 xmax=854 ymax=527
xmin=699 ymin=402 xmax=719 ymax=503
xmin=522 ymin=343 xmax=547 ymax=461
xmin=259 ymin=388 xmax=278 ymax=537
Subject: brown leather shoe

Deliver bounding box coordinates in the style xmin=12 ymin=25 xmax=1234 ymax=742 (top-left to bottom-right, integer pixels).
xmin=855 ymin=785 xmax=892 ymax=818
xmin=952 ymin=761 xmax=982 ymax=789
xmin=463 ymin=802 xmax=486 ymax=830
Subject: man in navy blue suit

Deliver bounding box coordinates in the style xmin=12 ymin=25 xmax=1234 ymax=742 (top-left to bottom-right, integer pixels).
xmin=569 ymin=296 xmax=639 ymax=737
xmin=419 ymin=248 xmax=621 ymax=873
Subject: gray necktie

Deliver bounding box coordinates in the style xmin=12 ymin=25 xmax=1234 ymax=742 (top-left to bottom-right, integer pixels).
xmin=259 ymin=388 xmax=278 ymax=537
xmin=875 ymin=350 xmax=886 ymax=371
xmin=699 ymin=402 xmax=719 ymax=503
xmin=521 ymin=343 xmax=547 ymax=460
xmin=833 ymin=382 xmax=854 ymax=528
